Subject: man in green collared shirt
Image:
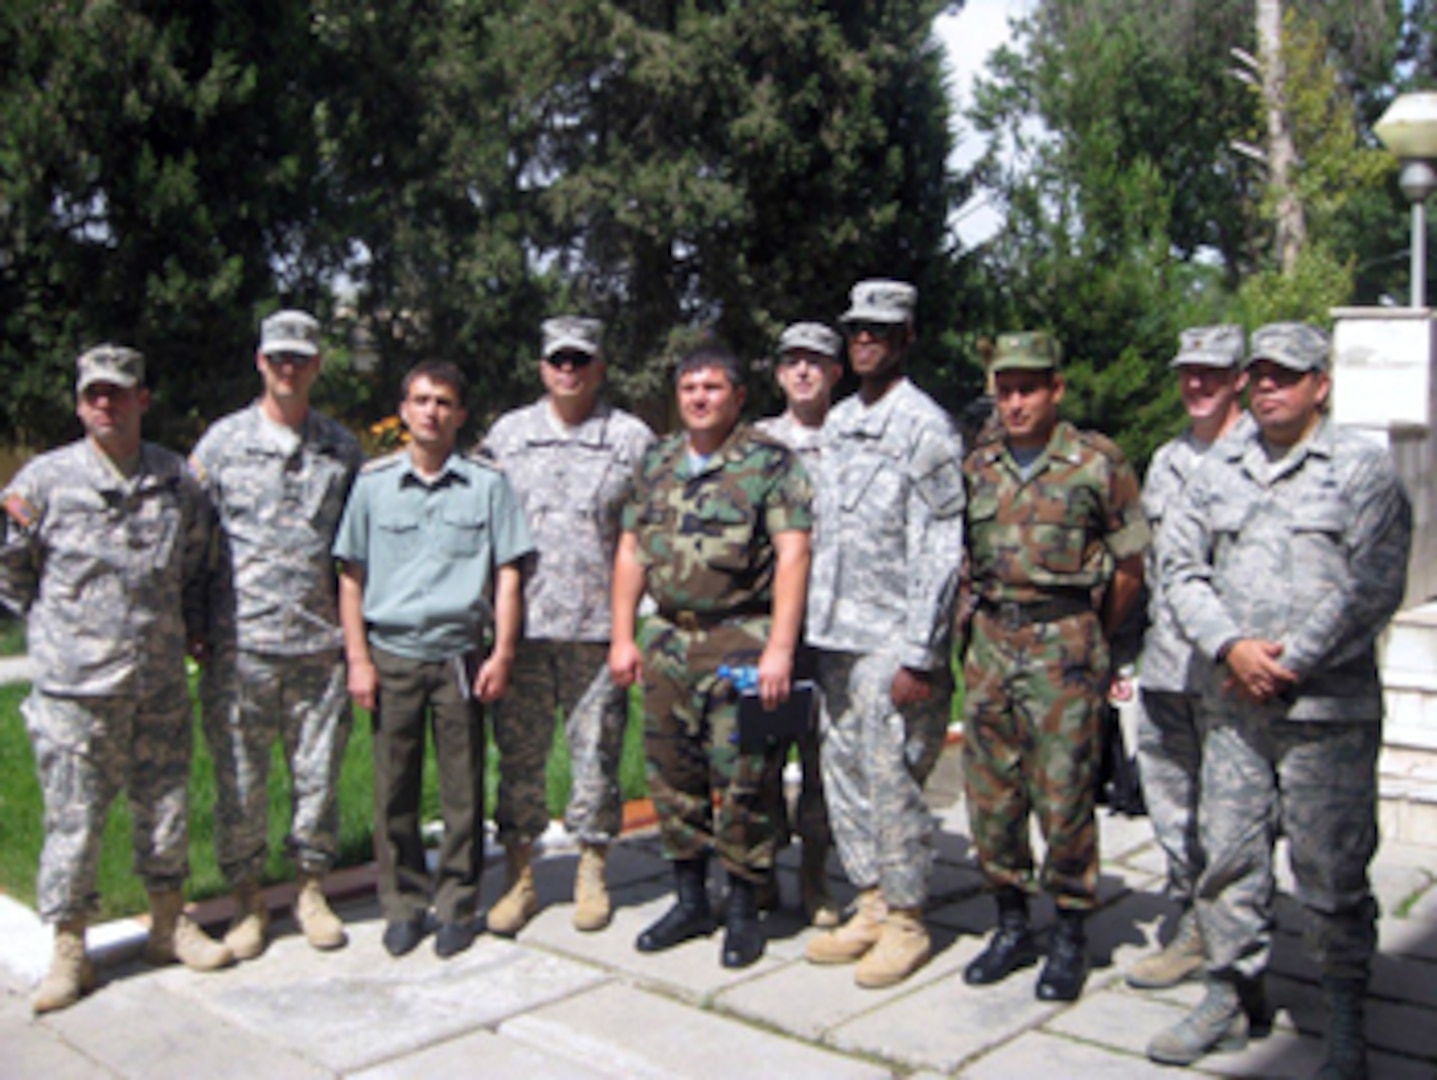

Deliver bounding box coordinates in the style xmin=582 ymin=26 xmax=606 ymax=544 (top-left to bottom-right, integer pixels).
xmin=334 ymin=361 xmax=533 ymax=960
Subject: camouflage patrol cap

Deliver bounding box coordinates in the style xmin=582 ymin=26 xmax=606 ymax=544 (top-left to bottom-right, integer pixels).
xmin=1171 ymin=324 xmax=1245 ymax=369
xmin=542 ymin=316 xmax=604 ymax=359
xmin=1248 ymin=321 xmax=1330 ymax=373
xmin=990 ymin=331 xmax=1062 ymax=373
xmin=777 ymin=321 xmax=842 ymax=359
xmin=840 ymin=279 xmax=917 ymax=324
xmin=260 ymin=309 xmax=321 ymax=357
xmin=76 ymin=345 xmax=144 ymax=393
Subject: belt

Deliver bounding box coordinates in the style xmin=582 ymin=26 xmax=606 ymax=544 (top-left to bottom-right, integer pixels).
xmin=979 ymin=594 xmax=1092 ymax=629
xmin=658 ymin=607 xmax=765 ymax=632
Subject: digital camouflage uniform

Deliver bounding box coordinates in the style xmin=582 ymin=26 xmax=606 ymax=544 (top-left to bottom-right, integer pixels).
xmin=1137 ymin=413 xmax=1254 ymax=907
xmin=190 ymin=403 xmax=363 ymax=884
xmin=805 ymin=379 xmax=965 ymax=910
xmin=481 ymin=399 xmax=654 ymax=844
xmin=1163 ymin=414 xmax=1411 ymax=983
xmin=963 ymin=419 xmax=1149 ymax=910
xmin=753 ymin=411 xmax=831 ymax=854
xmin=0 ymin=440 xmax=209 ymax=920
xmin=623 ymin=424 xmax=812 ymax=880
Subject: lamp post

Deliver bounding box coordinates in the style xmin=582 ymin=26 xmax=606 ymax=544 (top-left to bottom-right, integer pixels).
xmin=1375 ymin=93 xmax=1437 ymax=308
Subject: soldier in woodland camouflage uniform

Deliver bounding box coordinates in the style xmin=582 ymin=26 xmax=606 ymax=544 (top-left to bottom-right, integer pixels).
xmin=610 ymin=341 xmax=812 ymax=970
xmin=1125 ymin=326 xmax=1250 ymax=992
xmin=961 ymin=331 xmax=1148 ymax=1003
xmin=1 ymin=346 xmax=233 ymax=1015
xmin=190 ymin=310 xmax=363 ymax=958
xmin=753 ymin=320 xmax=844 ymax=928
xmin=802 ymin=281 xmax=966 ymax=990
xmin=1149 ymin=323 xmax=1411 ymax=1079
xmin=480 ymin=316 xmax=654 ymax=934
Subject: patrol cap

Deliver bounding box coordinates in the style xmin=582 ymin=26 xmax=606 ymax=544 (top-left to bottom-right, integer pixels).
xmin=1248 ymin=321 xmax=1330 ymax=373
xmin=1171 ymin=324 xmax=1245 ymax=369
xmin=76 ymin=345 xmax=144 ymax=393
xmin=777 ymin=322 xmax=842 ymax=360
xmin=989 ymin=331 xmax=1062 ymax=374
xmin=542 ymin=316 xmax=604 ymax=359
xmin=260 ymin=309 xmax=321 ymax=357
xmin=839 ymin=279 xmax=917 ymax=325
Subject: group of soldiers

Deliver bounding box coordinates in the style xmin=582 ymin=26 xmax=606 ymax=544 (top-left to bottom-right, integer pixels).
xmin=1 ymin=278 xmax=1410 ymax=1080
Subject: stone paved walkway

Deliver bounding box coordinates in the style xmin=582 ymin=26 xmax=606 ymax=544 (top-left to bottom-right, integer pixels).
xmin=2 ymin=745 xmax=1434 ymax=1078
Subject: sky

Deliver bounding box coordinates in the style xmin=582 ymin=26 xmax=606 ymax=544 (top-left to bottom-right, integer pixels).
xmin=933 ymin=0 xmax=1035 ymax=248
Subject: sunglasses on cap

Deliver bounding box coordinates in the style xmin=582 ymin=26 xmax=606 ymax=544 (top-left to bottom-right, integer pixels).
xmin=844 ymin=321 xmax=901 ymax=341
xmin=544 ymin=350 xmax=598 ymax=369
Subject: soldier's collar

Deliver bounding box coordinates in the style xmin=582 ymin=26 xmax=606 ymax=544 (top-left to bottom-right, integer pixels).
xmin=850 ymin=377 xmax=910 ymax=435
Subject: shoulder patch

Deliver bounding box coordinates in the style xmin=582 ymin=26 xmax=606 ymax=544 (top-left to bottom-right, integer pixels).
xmin=3 ymin=492 xmax=37 ymax=530
xmin=186 ymin=454 xmax=209 ymax=486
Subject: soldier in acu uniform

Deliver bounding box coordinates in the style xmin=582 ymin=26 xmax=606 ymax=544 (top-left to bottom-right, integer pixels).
xmin=961 ymin=331 xmax=1148 ymax=1002
xmin=610 ymin=340 xmax=812 ymax=970
xmin=1148 ymin=323 xmax=1411 ymax=1079
xmin=1126 ymin=325 xmax=1249 ymax=992
xmin=2 ymin=346 xmax=232 ymax=1014
xmin=480 ymin=316 xmax=654 ymax=935
xmin=803 ymin=280 xmax=966 ymax=990
xmin=753 ymin=320 xmax=844 ymax=928
xmin=191 ymin=309 xmax=364 ymax=957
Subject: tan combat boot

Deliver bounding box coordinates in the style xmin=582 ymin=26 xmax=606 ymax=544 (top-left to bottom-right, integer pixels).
xmin=572 ymin=842 xmax=611 ymax=932
xmin=487 ymin=841 xmax=538 ymax=936
xmin=1127 ymin=907 xmax=1203 ymax=989
xmin=145 ymin=889 xmax=234 ymax=971
xmin=854 ymin=906 xmax=930 ymax=988
xmin=805 ymin=886 xmax=886 ymax=964
xmin=294 ymin=874 xmax=347 ymax=950
xmin=223 ymin=881 xmax=270 ymax=961
xmin=800 ymin=841 xmax=840 ymax=929
xmin=32 ymin=917 xmax=96 ymax=1014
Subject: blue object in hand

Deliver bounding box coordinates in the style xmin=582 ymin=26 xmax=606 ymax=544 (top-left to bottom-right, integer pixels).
xmin=718 ymin=664 xmax=759 ymax=694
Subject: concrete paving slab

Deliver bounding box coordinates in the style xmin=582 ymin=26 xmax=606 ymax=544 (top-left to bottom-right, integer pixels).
xmin=146 ymin=913 xmax=609 ymax=1073
xmin=1044 ymin=984 xmax=1191 ymax=1056
xmin=1 ymin=978 xmax=120 ymax=1080
xmin=1097 ymin=811 xmax=1163 ymax=863
xmin=714 ymin=925 xmax=974 ymax=1042
xmin=501 ymin=981 xmax=889 ymax=1079
xmin=41 ymin=980 xmax=329 ymax=1080
xmin=957 ymin=1029 xmax=1174 ymax=1079
xmin=349 ymin=1026 xmax=611 ymax=1080
xmin=824 ymin=939 xmax=1062 ymax=1073
xmin=1378 ymin=912 xmax=1437 ymax=962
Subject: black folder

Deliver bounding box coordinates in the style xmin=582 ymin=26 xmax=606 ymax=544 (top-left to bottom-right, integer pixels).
xmin=736 ymin=679 xmax=817 ymax=753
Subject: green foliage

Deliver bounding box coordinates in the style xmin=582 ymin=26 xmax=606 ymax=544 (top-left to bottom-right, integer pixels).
xmin=1235 ymin=242 xmax=1356 ymax=329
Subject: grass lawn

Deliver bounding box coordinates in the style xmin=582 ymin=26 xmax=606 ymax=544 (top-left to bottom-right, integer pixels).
xmin=0 ymin=677 xmax=648 ymax=921
xmin=0 ymin=614 xmax=24 ymax=658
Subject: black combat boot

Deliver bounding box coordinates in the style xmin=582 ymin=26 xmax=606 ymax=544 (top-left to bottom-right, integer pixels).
xmin=1036 ymin=908 xmax=1089 ymax=1001
xmin=636 ymin=857 xmax=716 ymax=952
xmin=964 ymin=887 xmax=1038 ymax=986
xmin=721 ymin=873 xmax=765 ymax=969
xmin=1314 ymin=977 xmax=1368 ymax=1080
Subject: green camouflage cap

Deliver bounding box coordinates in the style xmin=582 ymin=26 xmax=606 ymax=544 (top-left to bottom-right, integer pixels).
xmin=990 ymin=331 xmax=1062 ymax=373
xmin=1248 ymin=321 xmax=1329 ymax=373
xmin=777 ymin=321 xmax=842 ymax=359
xmin=542 ymin=315 xmax=603 ymax=359
xmin=260 ymin=309 xmax=320 ymax=356
xmin=76 ymin=345 xmax=144 ymax=393
xmin=1171 ymin=324 xmax=1245 ymax=369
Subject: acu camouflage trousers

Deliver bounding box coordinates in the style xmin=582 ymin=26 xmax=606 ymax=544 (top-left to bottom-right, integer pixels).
xmin=25 ymin=688 xmax=193 ymax=921
xmin=962 ymin=607 xmax=1107 ymax=910
xmin=1136 ymin=689 xmax=1205 ymax=904
xmin=492 ymin=639 xmax=628 ymax=845
xmin=1197 ymin=702 xmax=1380 ymax=982
xmin=815 ymin=648 xmax=950 ymax=910
xmin=201 ymin=648 xmax=351 ymax=885
xmin=640 ymin=614 xmax=782 ymax=881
